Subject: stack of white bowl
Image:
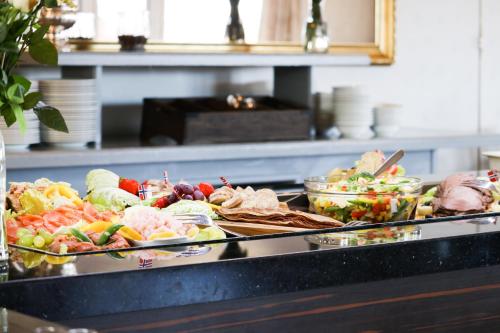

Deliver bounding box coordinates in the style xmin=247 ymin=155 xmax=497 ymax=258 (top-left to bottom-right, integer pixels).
xmin=374 ymin=104 xmax=402 ymax=138
xmin=332 ymin=86 xmax=374 ymax=139
xmin=1 ymin=81 xmax=41 ymax=151
xmin=39 ymin=79 xmax=98 ymax=147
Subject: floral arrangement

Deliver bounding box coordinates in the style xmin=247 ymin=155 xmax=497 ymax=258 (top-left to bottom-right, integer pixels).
xmin=0 ymin=0 xmax=69 ymax=133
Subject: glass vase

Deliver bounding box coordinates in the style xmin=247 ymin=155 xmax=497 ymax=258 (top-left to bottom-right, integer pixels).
xmin=304 ymin=0 xmax=329 ymax=53
xmin=0 ymin=130 xmax=6 ymax=263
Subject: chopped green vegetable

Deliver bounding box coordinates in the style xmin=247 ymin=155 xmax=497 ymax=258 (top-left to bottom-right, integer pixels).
xmin=70 ymin=228 xmax=92 ymax=243
xmin=348 ymin=172 xmax=375 ymax=182
xmin=96 ymin=224 xmax=123 ymax=246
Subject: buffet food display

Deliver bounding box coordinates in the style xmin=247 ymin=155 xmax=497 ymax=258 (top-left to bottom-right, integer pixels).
xmin=6 ymin=150 xmax=499 ymax=268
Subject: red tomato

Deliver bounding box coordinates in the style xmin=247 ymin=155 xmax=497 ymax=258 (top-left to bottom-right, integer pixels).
xmin=119 ymin=178 xmax=140 ymax=196
xmin=152 ymin=196 xmax=169 ymax=209
xmin=387 ymin=164 xmax=398 ymax=175
xmin=198 ymin=182 xmax=215 ymax=197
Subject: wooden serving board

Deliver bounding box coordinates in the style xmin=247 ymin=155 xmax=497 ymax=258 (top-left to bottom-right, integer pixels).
xmin=216 ymin=220 xmax=309 ymax=236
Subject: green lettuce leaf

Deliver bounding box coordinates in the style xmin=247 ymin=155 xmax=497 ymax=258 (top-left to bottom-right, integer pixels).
xmin=86 ymin=169 xmax=120 ymax=193
xmin=86 ymin=187 xmax=140 ymax=212
xmin=165 ymin=200 xmax=219 ymax=220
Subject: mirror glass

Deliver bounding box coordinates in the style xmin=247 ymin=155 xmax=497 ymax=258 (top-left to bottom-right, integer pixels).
xmin=70 ymin=0 xmax=376 ymax=45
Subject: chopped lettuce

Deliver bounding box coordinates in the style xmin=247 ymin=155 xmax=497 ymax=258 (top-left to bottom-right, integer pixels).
xmin=348 ymin=172 xmax=375 ymax=183
xmin=19 ymin=189 xmax=53 ymax=215
xmin=165 ymin=200 xmax=219 ymax=220
xmin=86 ymin=169 xmax=120 ymax=193
xmin=396 ymin=165 xmax=406 ymax=176
xmin=86 ymin=187 xmax=140 ymax=212
xmin=420 ymin=186 xmax=438 ymax=205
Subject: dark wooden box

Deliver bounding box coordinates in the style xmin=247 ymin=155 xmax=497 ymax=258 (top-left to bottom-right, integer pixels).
xmin=141 ymin=97 xmax=311 ymax=145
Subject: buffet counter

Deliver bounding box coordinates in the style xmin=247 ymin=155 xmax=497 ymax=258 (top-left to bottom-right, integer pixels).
xmin=2 ymin=213 xmax=500 ymax=331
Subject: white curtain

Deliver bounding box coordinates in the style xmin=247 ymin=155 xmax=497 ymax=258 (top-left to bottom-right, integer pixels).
xmin=259 ymin=0 xmax=308 ymax=42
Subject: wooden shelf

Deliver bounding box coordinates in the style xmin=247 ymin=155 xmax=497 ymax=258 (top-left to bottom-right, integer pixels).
xmin=23 ymin=51 xmax=371 ymax=68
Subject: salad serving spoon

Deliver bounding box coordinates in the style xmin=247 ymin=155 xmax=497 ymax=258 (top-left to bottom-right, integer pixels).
xmin=373 ymin=149 xmax=405 ymax=178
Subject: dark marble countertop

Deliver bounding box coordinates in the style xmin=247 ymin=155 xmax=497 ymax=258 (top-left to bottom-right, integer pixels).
xmin=2 ymin=213 xmax=500 ymax=322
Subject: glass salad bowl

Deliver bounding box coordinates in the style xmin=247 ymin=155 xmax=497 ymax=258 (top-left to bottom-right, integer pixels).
xmin=304 ymin=176 xmax=423 ymax=223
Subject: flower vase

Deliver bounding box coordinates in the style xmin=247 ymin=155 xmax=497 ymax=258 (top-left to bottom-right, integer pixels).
xmin=304 ymin=0 xmax=329 ymax=53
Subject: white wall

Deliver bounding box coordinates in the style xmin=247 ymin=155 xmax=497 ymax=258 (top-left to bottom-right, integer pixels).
xmin=313 ymin=0 xmax=496 ymax=173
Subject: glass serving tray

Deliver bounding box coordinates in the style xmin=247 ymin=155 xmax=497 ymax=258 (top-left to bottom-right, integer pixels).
xmin=8 ymin=211 xmax=500 ymax=257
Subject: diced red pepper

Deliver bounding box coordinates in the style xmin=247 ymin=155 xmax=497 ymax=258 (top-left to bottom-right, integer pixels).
xmin=351 ymin=210 xmax=367 ymax=219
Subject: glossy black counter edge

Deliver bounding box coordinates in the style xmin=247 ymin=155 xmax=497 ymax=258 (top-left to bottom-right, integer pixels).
xmin=2 ymin=230 xmax=500 ymax=321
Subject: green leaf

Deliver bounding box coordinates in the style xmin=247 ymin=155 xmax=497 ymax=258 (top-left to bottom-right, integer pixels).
xmin=0 ymin=22 xmax=7 ymax=44
xmin=12 ymin=75 xmax=31 ymax=92
xmin=0 ymin=41 xmax=19 ymax=54
xmin=43 ymin=0 xmax=58 ymax=8
xmin=29 ymin=24 xmax=50 ymax=44
xmin=29 ymin=39 xmax=58 ymax=66
xmin=22 ymin=92 xmax=42 ymax=110
xmin=34 ymin=106 xmax=68 ymax=133
xmin=6 ymin=83 xmax=25 ymax=104
xmin=1 ymin=105 xmax=16 ymax=127
xmin=0 ymin=70 xmax=8 ymax=86
xmin=11 ymin=17 xmax=31 ymax=39
xmin=10 ymin=103 xmax=26 ymax=133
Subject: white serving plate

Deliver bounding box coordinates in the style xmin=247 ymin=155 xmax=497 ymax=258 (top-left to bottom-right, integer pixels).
xmin=132 ymin=236 xmax=191 ymax=247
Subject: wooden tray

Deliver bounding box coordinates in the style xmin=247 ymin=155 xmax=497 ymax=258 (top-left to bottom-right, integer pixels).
xmin=216 ymin=220 xmax=309 ymax=236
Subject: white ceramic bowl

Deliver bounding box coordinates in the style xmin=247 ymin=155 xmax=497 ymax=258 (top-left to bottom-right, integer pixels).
xmin=338 ymin=126 xmax=374 ymax=139
xmin=374 ymin=126 xmax=400 ymax=138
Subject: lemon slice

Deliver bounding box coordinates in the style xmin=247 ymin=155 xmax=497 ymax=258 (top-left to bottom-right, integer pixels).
xmin=45 ymin=255 xmax=75 ymax=265
xmin=118 ymin=226 xmax=143 ymax=241
xmin=81 ymin=221 xmax=112 ymax=233
xmin=148 ymin=231 xmax=178 ymax=241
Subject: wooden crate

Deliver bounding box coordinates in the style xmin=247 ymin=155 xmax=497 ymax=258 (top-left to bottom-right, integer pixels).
xmin=141 ymin=97 xmax=311 ymax=145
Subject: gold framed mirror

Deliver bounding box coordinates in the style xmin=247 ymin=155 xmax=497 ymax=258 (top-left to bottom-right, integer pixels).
xmin=67 ymin=0 xmax=394 ymax=65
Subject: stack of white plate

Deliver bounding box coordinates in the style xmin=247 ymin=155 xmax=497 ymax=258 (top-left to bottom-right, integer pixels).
xmin=0 ymin=110 xmax=41 ymax=151
xmin=332 ymin=86 xmax=374 ymax=139
xmin=1 ymin=81 xmax=41 ymax=151
xmin=39 ymin=79 xmax=98 ymax=147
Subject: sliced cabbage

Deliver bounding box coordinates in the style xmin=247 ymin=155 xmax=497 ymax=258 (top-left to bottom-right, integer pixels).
xmin=86 ymin=187 xmax=140 ymax=212
xmin=85 ymin=169 xmax=120 ymax=193
xmin=19 ymin=189 xmax=53 ymax=215
xmin=165 ymin=200 xmax=219 ymax=220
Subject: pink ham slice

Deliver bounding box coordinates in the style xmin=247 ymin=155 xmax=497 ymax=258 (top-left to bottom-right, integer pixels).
xmin=433 ymin=173 xmax=493 ymax=215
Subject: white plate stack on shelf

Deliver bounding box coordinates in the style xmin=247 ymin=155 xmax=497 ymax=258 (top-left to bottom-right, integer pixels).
xmin=39 ymin=79 xmax=98 ymax=147
xmin=332 ymin=86 xmax=374 ymax=139
xmin=374 ymin=104 xmax=402 ymax=138
xmin=0 ymin=81 xmax=41 ymax=151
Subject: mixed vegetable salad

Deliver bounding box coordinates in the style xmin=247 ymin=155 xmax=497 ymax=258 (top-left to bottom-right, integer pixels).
xmin=305 ymin=151 xmax=422 ymax=223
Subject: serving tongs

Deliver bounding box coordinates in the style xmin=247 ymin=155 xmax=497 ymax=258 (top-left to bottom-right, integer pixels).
xmin=373 ymin=149 xmax=405 ymax=177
